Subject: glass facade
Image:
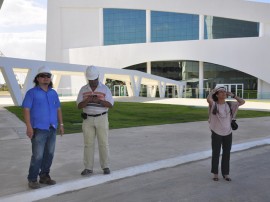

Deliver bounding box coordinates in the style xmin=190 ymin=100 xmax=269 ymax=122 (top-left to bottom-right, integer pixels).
xmin=204 ymin=16 xmax=259 ymax=39
xmin=103 ymin=9 xmax=146 ymax=45
xmin=151 ymin=11 xmax=199 ymax=42
xmin=151 ymin=61 xmax=181 ymax=80
xmin=103 ymin=9 xmax=260 ymax=98
xmin=203 ymin=63 xmax=257 ymax=90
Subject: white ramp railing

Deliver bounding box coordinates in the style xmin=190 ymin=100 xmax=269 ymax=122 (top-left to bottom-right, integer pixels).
xmin=0 ymin=57 xmax=186 ymax=106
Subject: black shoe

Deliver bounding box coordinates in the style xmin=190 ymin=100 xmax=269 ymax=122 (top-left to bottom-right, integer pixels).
xmin=222 ymin=175 xmax=232 ymax=181
xmin=28 ymin=180 xmax=41 ymax=189
xmin=39 ymin=174 xmax=56 ymax=185
xmin=103 ymin=168 xmax=110 ymax=175
xmin=81 ymin=169 xmax=93 ymax=176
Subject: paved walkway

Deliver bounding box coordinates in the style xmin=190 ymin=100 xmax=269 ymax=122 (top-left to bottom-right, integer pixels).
xmin=0 ymin=96 xmax=270 ymax=201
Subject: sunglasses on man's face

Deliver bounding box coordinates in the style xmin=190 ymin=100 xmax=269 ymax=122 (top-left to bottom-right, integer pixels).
xmin=38 ymin=73 xmax=52 ymax=78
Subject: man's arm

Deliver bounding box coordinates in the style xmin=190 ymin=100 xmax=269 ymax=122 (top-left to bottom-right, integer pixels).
xmin=79 ymin=95 xmax=113 ymax=109
xmin=23 ymin=108 xmax=34 ymax=139
xmin=78 ymin=96 xmax=92 ymax=109
xmin=97 ymin=99 xmax=113 ymax=108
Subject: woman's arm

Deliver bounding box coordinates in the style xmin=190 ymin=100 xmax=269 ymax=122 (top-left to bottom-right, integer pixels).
xmin=207 ymin=90 xmax=214 ymax=107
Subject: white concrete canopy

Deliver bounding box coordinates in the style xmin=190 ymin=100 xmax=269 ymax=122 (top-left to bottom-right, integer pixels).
xmin=0 ymin=57 xmax=186 ymax=106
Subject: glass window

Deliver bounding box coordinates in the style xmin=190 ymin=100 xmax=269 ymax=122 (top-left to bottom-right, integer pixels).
xmin=204 ymin=62 xmax=257 ymax=91
xmin=151 ymin=61 xmax=182 ymax=80
xmin=204 ymin=16 xmax=259 ymax=39
xmin=151 ymin=11 xmax=199 ymax=42
xmin=103 ymin=9 xmax=146 ymax=45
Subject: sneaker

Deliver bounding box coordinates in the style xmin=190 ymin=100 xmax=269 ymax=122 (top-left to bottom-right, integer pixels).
xmin=81 ymin=169 xmax=93 ymax=176
xmin=103 ymin=168 xmax=110 ymax=175
xmin=39 ymin=174 xmax=56 ymax=185
xmin=28 ymin=180 xmax=41 ymax=189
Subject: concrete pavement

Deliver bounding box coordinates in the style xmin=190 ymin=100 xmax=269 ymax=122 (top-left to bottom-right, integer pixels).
xmin=0 ymin=96 xmax=270 ymax=201
xmin=38 ymin=145 xmax=270 ymax=202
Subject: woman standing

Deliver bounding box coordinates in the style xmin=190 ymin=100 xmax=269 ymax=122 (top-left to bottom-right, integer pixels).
xmin=207 ymin=85 xmax=245 ymax=181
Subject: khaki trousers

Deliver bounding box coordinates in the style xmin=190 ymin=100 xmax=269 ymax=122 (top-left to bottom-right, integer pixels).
xmin=82 ymin=114 xmax=109 ymax=170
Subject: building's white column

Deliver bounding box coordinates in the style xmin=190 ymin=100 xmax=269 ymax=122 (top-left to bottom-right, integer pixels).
xmin=199 ymin=61 xmax=204 ymax=98
xmin=257 ymin=79 xmax=262 ymax=99
xmin=99 ymin=8 xmax=104 ymax=46
xmin=146 ymin=10 xmax=151 ymax=43
xmin=146 ymin=62 xmax=152 ymax=97
xmin=199 ymin=15 xmax=204 ymax=40
xmin=198 ymin=15 xmax=205 ymax=99
xmin=257 ymin=23 xmax=264 ymax=99
xmin=146 ymin=10 xmax=152 ymax=97
xmin=147 ymin=62 xmax=151 ymax=74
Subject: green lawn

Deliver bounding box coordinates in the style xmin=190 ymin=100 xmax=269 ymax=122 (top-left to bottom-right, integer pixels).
xmin=5 ymin=101 xmax=270 ymax=134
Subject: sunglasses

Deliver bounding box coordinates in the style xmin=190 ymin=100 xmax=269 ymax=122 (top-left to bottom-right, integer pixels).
xmin=38 ymin=73 xmax=52 ymax=78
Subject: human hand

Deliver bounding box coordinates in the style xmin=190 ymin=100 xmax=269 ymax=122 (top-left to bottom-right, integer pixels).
xmin=92 ymin=96 xmax=100 ymax=103
xmin=59 ymin=125 xmax=64 ymax=136
xmin=226 ymin=92 xmax=235 ymax=97
xmin=26 ymin=127 xmax=34 ymax=139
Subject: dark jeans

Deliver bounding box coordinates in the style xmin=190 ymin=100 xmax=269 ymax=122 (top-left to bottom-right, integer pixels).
xmin=211 ymin=131 xmax=232 ymax=175
xmin=28 ymin=127 xmax=56 ymax=181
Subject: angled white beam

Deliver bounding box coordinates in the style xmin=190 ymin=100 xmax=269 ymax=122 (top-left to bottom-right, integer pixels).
xmin=52 ymin=74 xmax=62 ymax=90
xmin=149 ymin=85 xmax=157 ymax=97
xmin=22 ymin=69 xmax=37 ymax=96
xmin=0 ymin=66 xmax=22 ymax=105
xmin=129 ymin=75 xmax=142 ymax=97
xmin=158 ymin=81 xmax=166 ymax=98
xmin=0 ymin=57 xmax=185 ymax=105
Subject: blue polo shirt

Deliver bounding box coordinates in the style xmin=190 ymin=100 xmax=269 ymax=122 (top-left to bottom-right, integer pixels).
xmin=22 ymin=86 xmax=61 ymax=130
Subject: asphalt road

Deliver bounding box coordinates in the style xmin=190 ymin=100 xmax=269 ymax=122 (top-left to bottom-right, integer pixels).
xmin=38 ymin=145 xmax=270 ymax=202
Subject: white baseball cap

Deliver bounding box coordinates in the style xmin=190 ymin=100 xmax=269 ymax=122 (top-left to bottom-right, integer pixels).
xmin=85 ymin=65 xmax=99 ymax=80
xmin=37 ymin=66 xmax=51 ymax=76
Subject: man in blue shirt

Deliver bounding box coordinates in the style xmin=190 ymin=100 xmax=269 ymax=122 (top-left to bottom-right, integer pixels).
xmin=22 ymin=66 xmax=64 ymax=189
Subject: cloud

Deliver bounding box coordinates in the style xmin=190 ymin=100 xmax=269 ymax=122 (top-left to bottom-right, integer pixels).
xmin=0 ymin=0 xmax=46 ymax=60
xmin=0 ymin=31 xmax=46 ymax=60
xmin=0 ymin=0 xmax=46 ymax=27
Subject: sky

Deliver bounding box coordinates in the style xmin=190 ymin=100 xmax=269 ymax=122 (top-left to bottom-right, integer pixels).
xmin=0 ymin=0 xmax=47 ymax=60
xmin=0 ymin=0 xmax=270 ymax=61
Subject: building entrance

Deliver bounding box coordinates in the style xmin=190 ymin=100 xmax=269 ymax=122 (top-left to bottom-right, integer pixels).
xmin=217 ymin=83 xmax=244 ymax=98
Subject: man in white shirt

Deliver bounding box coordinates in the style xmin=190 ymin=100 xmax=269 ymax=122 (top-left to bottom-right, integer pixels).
xmin=77 ymin=65 xmax=114 ymax=176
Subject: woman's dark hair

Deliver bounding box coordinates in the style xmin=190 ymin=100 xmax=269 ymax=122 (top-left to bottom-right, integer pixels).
xmin=212 ymin=101 xmax=217 ymax=115
xmin=33 ymin=75 xmax=53 ymax=88
xmin=212 ymin=92 xmax=218 ymax=115
xmin=212 ymin=92 xmax=218 ymax=102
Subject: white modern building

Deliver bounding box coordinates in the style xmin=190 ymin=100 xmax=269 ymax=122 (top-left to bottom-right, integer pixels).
xmin=46 ymin=0 xmax=270 ymax=99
